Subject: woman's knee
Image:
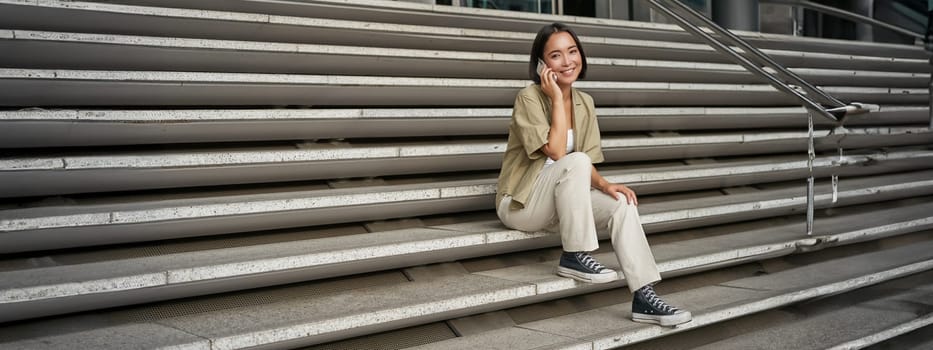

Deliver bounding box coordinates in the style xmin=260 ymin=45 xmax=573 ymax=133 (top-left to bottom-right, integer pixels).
xmin=560 ymin=152 xmax=591 ymax=170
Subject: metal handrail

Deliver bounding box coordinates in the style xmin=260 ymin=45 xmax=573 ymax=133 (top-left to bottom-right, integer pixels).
xmin=762 ymin=0 xmax=924 ymax=41
xmin=647 ymin=0 xmax=843 ymax=121
xmin=645 ymin=0 xmax=867 ymax=236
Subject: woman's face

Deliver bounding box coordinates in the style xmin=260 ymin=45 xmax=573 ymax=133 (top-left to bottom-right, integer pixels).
xmin=542 ymin=31 xmax=582 ymax=86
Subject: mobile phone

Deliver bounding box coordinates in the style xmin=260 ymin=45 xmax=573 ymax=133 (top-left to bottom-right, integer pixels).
xmin=537 ymin=59 xmax=557 ymax=82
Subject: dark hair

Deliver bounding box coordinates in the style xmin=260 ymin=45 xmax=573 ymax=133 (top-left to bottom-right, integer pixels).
xmin=528 ymin=22 xmax=588 ymax=84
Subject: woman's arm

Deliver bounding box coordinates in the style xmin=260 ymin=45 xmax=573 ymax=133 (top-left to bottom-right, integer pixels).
xmin=539 ymin=98 xmax=569 ymax=160
xmin=537 ymin=66 xmax=570 ymax=160
xmin=591 ymin=166 xmax=638 ymax=205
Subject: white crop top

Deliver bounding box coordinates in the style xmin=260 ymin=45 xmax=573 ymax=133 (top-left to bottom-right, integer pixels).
xmin=544 ymin=129 xmax=574 ymax=167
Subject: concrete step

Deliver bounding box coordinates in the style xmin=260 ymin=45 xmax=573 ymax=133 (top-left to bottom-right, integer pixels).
xmin=5 ymin=68 xmax=926 ymax=108
xmin=1 ymin=197 xmax=931 ymax=323
xmin=0 ymin=1 xmax=926 ymax=73
xmin=0 ymin=30 xmax=755 ymax=84
xmin=117 ymin=0 xmax=924 ymax=60
xmin=609 ymin=265 xmax=933 ymax=350
xmin=2 ymin=169 xmax=933 ymax=253
xmin=2 ymin=130 xmax=930 ymax=197
xmin=0 ymin=1 xmax=925 ymax=349
xmin=687 ymin=283 xmax=933 ymax=350
xmin=405 ymin=239 xmax=933 ymax=350
xmin=88 ymin=0 xmax=702 ymax=45
xmin=865 ymin=323 xmax=933 ymax=350
xmin=0 ymin=68 xmax=780 ymax=107
xmin=3 ymin=230 xmax=931 ymax=349
xmin=17 ymin=0 xmax=933 ymax=62
xmin=1 ymin=106 xmax=926 ymax=148
xmin=0 ymin=69 xmax=925 ymax=107
xmin=2 ymin=30 xmax=926 ymax=88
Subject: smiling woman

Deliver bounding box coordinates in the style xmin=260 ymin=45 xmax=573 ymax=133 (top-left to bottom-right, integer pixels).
xmin=495 ymin=22 xmax=693 ymax=327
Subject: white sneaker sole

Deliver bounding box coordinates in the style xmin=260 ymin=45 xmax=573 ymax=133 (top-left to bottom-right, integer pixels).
xmin=556 ymin=266 xmax=617 ymax=284
xmin=632 ymin=310 xmax=693 ymax=327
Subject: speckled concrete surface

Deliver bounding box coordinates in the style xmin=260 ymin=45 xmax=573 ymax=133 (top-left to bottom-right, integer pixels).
xmin=420 ymin=241 xmax=933 ymax=350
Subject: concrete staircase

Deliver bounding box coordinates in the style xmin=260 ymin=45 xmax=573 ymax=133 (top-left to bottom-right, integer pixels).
xmin=0 ymin=0 xmax=930 ymax=349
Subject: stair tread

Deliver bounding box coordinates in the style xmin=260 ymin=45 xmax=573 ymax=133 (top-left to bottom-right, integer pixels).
xmin=157 ymin=273 xmax=531 ymax=349
xmin=0 ymin=0 xmax=928 ymax=348
xmin=0 ymin=106 xmax=926 ymax=148
xmin=2 ymin=105 xmax=923 ymax=123
xmin=2 ymin=199 xmax=931 ymax=323
xmin=1 ymin=68 xmax=924 ymax=107
xmin=0 ymin=69 xmax=802 ymax=107
xmin=225 ymin=0 xmax=931 ymax=59
xmin=2 ymin=171 xmax=932 ymax=257
xmin=5 ymin=234 xmax=930 ymax=350
xmin=692 ymin=284 xmax=933 ymax=350
xmin=5 ymin=134 xmax=931 ymax=171
xmin=0 ymin=136 xmax=806 ymax=170
xmin=2 ymin=0 xmax=926 ymax=66
xmin=2 ymin=68 xmax=923 ymax=91
xmin=408 ymin=241 xmax=933 ymax=350
xmin=3 ymin=168 xmax=930 ymax=220
xmin=2 ymin=29 xmax=924 ymax=87
xmin=6 ymin=322 xmax=210 ymax=350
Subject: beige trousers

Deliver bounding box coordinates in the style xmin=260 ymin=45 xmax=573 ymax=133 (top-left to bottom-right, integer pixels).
xmin=497 ymin=152 xmax=661 ymax=292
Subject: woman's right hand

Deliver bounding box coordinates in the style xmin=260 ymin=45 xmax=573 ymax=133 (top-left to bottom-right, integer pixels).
xmin=540 ymin=66 xmax=561 ymax=102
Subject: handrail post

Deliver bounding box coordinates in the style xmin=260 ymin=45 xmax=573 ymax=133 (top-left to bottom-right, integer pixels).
xmin=806 ymin=110 xmax=815 ymax=236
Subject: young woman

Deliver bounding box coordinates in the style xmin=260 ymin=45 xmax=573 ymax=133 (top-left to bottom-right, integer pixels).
xmin=495 ymin=22 xmax=691 ymax=327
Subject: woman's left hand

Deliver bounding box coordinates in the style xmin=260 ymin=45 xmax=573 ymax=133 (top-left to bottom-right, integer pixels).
xmin=603 ymin=183 xmax=638 ymax=206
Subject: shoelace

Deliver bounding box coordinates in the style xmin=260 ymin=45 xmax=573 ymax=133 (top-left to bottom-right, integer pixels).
xmin=640 ymin=286 xmax=679 ymax=313
xmin=575 ymin=252 xmax=609 ymax=273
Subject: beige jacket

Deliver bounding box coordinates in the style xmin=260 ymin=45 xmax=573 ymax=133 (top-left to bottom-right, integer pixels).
xmin=496 ymin=84 xmax=605 ymax=210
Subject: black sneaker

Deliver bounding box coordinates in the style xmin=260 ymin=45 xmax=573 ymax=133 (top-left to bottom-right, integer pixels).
xmin=556 ymin=251 xmax=617 ymax=283
xmin=631 ymin=285 xmax=692 ymax=327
